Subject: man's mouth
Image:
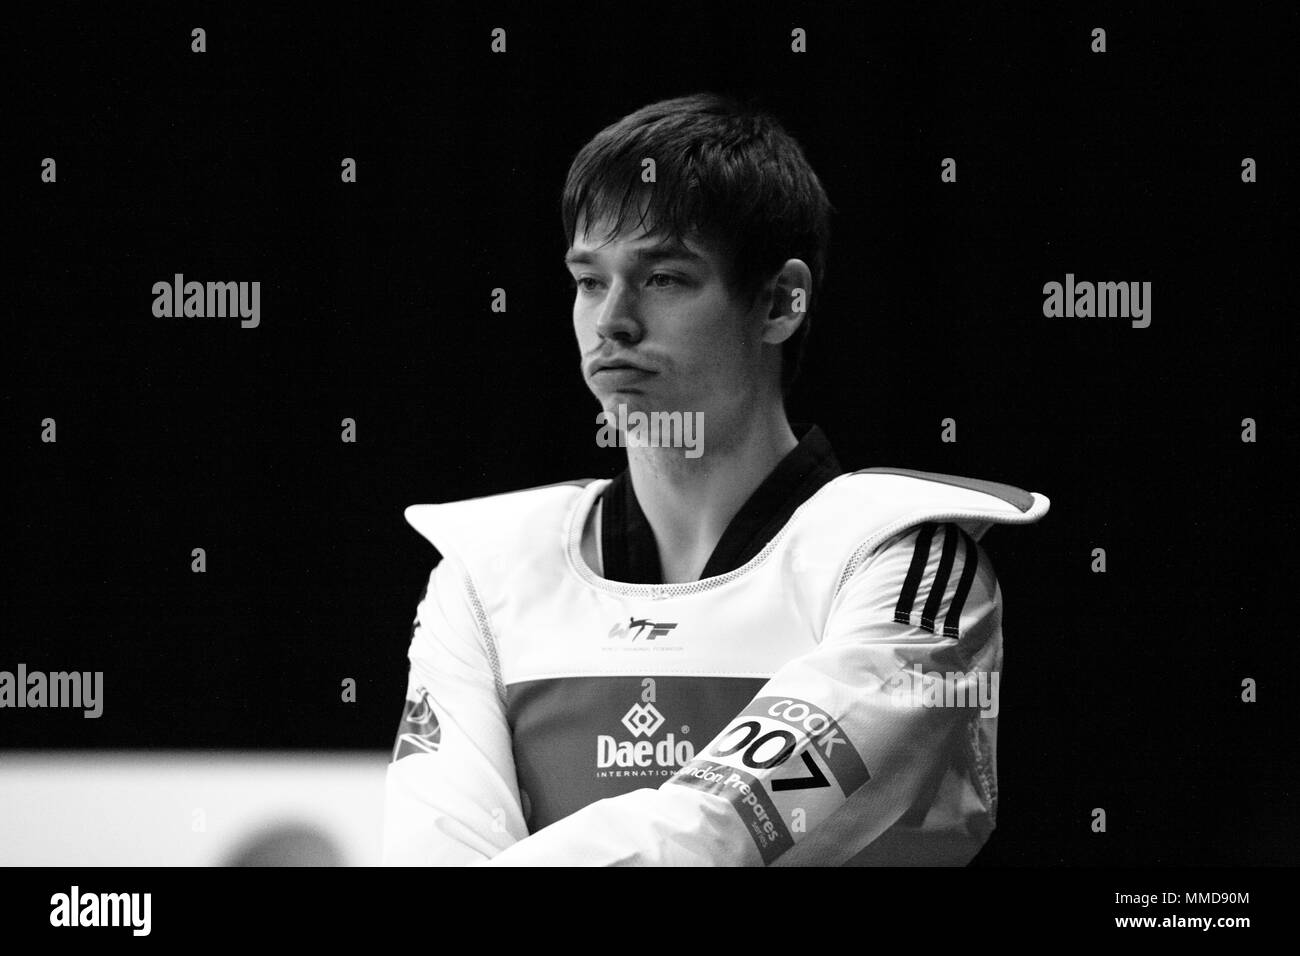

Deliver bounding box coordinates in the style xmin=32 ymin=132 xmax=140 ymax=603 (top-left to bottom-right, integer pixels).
xmin=592 ymin=358 xmax=655 ymax=375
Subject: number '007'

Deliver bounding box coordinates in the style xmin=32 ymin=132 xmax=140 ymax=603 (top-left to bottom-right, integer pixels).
xmin=708 ymin=720 xmax=797 ymax=769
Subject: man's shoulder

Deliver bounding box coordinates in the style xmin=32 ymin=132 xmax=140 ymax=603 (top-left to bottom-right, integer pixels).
xmin=405 ymin=477 xmax=598 ymax=519
xmin=847 ymin=467 xmax=1038 ymax=514
xmin=783 ymin=468 xmax=1050 ymax=576
xmin=411 ymin=477 xmax=598 ymax=508
xmin=800 ymin=467 xmax=1048 ymax=527
xmin=403 ymin=477 xmax=601 ymax=566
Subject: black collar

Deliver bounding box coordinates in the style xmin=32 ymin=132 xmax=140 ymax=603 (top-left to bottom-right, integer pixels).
xmin=599 ymin=422 xmax=844 ymax=584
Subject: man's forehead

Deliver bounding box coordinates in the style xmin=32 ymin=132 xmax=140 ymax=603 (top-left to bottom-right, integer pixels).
xmin=565 ymin=218 xmax=719 ymax=264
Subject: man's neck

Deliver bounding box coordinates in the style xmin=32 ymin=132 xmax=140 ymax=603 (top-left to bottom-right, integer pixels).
xmin=625 ymin=405 xmax=799 ymax=584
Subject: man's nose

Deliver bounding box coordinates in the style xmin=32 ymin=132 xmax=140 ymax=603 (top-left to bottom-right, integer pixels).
xmin=594 ymin=279 xmax=641 ymax=342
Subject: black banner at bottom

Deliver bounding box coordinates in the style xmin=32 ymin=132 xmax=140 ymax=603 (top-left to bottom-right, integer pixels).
xmin=0 ymin=866 xmax=1279 ymax=943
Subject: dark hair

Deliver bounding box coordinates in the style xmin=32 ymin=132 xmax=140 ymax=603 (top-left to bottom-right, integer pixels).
xmin=561 ymin=92 xmax=833 ymax=396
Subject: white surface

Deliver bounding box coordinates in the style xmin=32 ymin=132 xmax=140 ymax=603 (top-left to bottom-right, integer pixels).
xmin=0 ymin=751 xmax=389 ymax=866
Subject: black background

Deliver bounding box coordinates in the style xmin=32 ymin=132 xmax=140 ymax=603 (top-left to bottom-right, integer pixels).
xmin=7 ymin=3 xmax=1297 ymax=865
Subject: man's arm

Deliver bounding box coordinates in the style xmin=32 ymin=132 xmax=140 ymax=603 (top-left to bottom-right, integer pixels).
xmin=382 ymin=554 xmax=529 ymax=865
xmin=483 ymin=521 xmax=1001 ymax=866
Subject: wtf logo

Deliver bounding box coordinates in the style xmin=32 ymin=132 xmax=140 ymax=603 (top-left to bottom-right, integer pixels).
xmin=607 ymin=617 xmax=679 ymax=642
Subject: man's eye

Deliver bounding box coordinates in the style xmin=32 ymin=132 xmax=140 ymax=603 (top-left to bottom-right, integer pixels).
xmin=648 ymin=273 xmax=682 ymax=288
xmin=571 ymin=277 xmax=601 ymax=293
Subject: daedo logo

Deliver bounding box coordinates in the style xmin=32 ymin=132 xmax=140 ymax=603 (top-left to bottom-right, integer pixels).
xmin=620 ymin=702 xmax=665 ymax=737
xmin=596 ymin=678 xmax=695 ymax=776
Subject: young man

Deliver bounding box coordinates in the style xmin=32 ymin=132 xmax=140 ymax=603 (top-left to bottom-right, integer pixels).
xmin=383 ymin=93 xmax=1050 ymax=866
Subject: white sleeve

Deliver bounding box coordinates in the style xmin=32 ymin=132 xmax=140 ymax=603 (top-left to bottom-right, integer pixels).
xmin=381 ymin=554 xmax=529 ymax=865
xmin=482 ymin=521 xmax=1002 ymax=866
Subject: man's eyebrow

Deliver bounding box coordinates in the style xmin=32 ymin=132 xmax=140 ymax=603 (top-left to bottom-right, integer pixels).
xmin=634 ymin=242 xmax=706 ymax=264
xmin=564 ymin=241 xmax=706 ymax=267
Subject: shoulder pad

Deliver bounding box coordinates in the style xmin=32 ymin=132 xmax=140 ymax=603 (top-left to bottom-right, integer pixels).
xmin=841 ymin=467 xmax=1050 ymax=547
xmin=404 ymin=478 xmax=597 ymax=572
xmin=853 ymin=467 xmax=1037 ymax=514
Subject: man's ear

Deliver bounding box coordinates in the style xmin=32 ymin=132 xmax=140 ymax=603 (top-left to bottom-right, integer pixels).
xmin=760 ymin=258 xmax=813 ymax=346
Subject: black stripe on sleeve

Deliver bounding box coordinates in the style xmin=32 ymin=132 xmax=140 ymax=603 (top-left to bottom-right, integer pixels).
xmin=893 ymin=522 xmax=937 ymax=625
xmin=920 ymin=524 xmax=960 ymax=633
xmin=942 ymin=529 xmax=980 ymax=639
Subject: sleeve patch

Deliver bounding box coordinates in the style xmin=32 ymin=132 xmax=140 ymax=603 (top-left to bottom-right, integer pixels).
xmin=667 ymin=696 xmax=870 ymax=863
xmin=670 ymin=763 xmax=794 ymax=863
xmin=391 ymin=686 xmax=443 ymax=761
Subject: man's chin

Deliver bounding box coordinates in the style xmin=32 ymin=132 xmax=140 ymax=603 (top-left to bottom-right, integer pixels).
xmin=592 ymin=388 xmax=654 ymax=415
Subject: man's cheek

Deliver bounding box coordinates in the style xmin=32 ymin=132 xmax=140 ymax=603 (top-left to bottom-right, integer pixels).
xmin=573 ymin=310 xmax=597 ymax=348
